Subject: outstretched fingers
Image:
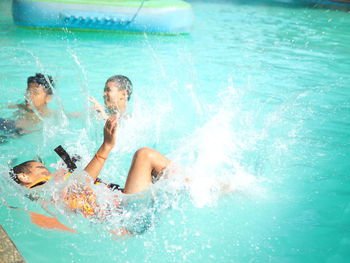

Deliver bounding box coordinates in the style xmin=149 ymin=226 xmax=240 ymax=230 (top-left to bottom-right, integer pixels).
xmin=103 ymin=115 xmax=118 ymax=147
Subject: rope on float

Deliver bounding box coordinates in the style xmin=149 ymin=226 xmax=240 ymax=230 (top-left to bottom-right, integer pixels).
xmin=124 ymin=0 xmax=146 ymax=26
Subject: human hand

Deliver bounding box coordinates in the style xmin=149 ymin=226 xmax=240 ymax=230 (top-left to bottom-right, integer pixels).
xmin=89 ymin=96 xmax=104 ymax=112
xmin=89 ymin=96 xmax=109 ymax=120
xmin=103 ymin=115 xmax=118 ymax=148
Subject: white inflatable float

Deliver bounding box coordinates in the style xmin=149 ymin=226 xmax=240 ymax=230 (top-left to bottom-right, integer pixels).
xmin=12 ymin=0 xmax=194 ymax=34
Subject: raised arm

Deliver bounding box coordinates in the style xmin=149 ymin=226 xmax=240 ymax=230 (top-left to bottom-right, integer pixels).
xmin=89 ymin=96 xmax=109 ymax=120
xmin=84 ymin=115 xmax=117 ymax=180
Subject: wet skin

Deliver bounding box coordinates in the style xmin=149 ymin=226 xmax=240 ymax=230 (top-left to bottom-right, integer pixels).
xmin=14 ymin=83 xmax=53 ymax=131
xmin=103 ymin=81 xmax=128 ymax=113
xmin=25 ymin=83 xmax=52 ymax=111
xmin=16 ymin=161 xmax=52 ymax=189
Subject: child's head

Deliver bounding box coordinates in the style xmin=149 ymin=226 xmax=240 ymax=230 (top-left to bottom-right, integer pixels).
xmin=10 ymin=160 xmax=52 ymax=189
xmin=26 ymin=73 xmax=54 ymax=110
xmin=103 ymin=75 xmax=133 ymax=113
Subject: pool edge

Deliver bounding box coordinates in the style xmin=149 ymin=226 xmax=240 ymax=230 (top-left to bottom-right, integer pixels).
xmin=0 ymin=225 xmax=25 ymax=263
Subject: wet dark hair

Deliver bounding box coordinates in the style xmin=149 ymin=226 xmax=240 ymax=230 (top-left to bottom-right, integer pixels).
xmin=27 ymin=73 xmax=54 ymax=95
xmin=9 ymin=160 xmax=36 ymax=185
xmin=105 ymin=75 xmax=133 ymax=101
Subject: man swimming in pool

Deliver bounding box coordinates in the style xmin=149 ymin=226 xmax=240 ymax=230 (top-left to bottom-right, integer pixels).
xmin=0 ymin=73 xmax=54 ymax=138
xmin=89 ymin=75 xmax=132 ymax=120
xmin=9 ymin=115 xmax=171 ymax=217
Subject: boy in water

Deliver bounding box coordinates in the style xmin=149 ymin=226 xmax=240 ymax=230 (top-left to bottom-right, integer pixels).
xmin=0 ymin=73 xmax=54 ymax=136
xmin=89 ymin=75 xmax=132 ymax=120
xmin=9 ymin=115 xmax=171 ymax=217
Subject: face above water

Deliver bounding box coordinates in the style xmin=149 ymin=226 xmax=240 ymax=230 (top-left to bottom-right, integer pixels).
xmin=103 ymin=81 xmax=128 ymax=113
xmin=17 ymin=161 xmax=52 ymax=189
xmin=25 ymin=83 xmax=51 ymax=110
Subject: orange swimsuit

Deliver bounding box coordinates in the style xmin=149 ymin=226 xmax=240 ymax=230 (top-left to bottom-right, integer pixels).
xmin=63 ymin=176 xmax=122 ymax=217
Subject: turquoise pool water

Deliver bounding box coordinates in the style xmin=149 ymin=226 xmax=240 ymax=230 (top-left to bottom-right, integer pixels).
xmin=1 ymin=0 xmax=350 ymax=262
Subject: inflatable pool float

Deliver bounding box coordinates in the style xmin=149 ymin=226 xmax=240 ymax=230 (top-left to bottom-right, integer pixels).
xmin=292 ymin=0 xmax=350 ymax=9
xmin=306 ymin=0 xmax=350 ymax=7
xmin=12 ymin=0 xmax=194 ymax=34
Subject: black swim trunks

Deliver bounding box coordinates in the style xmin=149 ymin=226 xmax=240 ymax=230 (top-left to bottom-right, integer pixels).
xmin=94 ymin=178 xmax=123 ymax=192
xmin=0 ymin=118 xmax=22 ymax=135
xmin=0 ymin=118 xmax=22 ymax=143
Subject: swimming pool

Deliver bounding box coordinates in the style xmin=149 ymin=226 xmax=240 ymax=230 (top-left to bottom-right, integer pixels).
xmin=1 ymin=0 xmax=350 ymax=262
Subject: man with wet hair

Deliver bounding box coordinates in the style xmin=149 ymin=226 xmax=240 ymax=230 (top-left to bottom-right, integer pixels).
xmin=10 ymin=160 xmax=52 ymax=188
xmin=10 ymin=161 xmax=34 ymax=184
xmin=10 ymin=73 xmax=55 ymax=112
xmin=27 ymin=73 xmax=54 ymax=94
xmin=9 ymin=115 xmax=171 ymax=217
xmin=89 ymin=75 xmax=133 ymax=119
xmin=0 ymin=73 xmax=54 ymax=142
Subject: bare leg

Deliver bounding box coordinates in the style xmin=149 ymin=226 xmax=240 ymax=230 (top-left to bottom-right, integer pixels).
xmin=123 ymin=148 xmax=171 ymax=194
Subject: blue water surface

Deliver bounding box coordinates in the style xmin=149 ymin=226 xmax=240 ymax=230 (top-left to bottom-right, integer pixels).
xmin=1 ymin=0 xmax=350 ymax=262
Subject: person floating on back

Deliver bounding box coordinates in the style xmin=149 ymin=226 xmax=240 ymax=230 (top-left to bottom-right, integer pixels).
xmin=9 ymin=115 xmax=171 ymax=228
